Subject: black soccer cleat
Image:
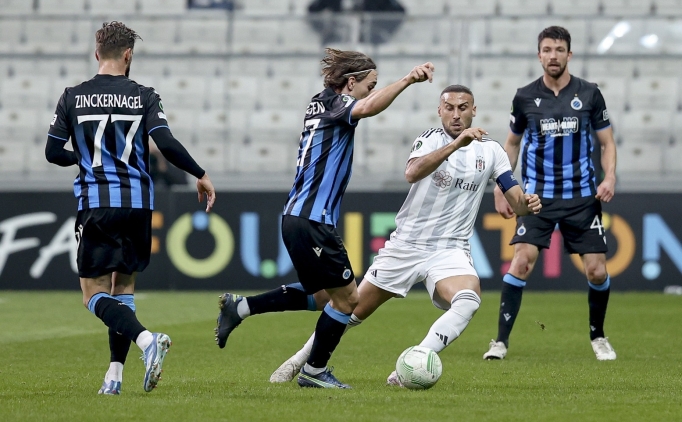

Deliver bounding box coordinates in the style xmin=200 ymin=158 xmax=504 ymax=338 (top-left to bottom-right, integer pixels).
xmin=215 ymin=293 xmax=243 ymax=349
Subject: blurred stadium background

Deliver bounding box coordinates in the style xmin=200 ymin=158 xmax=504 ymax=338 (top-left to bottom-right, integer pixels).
xmin=1 ymin=0 xmax=681 ymax=291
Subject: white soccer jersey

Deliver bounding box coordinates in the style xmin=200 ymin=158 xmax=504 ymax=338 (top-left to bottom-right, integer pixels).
xmin=391 ymin=128 xmax=512 ymax=251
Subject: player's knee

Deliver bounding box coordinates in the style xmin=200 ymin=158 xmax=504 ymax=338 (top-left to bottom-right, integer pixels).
xmin=347 ymin=288 xmax=360 ymax=311
xmin=585 ymin=265 xmax=607 ymax=284
xmin=509 ymin=257 xmax=534 ymax=278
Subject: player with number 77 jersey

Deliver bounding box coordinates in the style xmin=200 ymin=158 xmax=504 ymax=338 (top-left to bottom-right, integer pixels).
xmin=45 ymin=20 xmax=215 ymax=396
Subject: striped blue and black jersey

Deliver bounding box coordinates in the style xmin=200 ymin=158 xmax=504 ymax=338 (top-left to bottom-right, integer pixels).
xmin=509 ymin=75 xmax=611 ymax=199
xmin=284 ymin=87 xmax=358 ymax=226
xmin=48 ymin=74 xmax=170 ymax=210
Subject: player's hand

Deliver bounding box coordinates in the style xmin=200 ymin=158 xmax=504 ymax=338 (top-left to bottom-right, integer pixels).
xmin=525 ymin=193 xmax=542 ymax=214
xmin=455 ymin=127 xmax=487 ymax=148
xmin=595 ymin=175 xmax=615 ymax=202
xmin=196 ymin=173 xmax=216 ymax=213
xmin=405 ymin=62 xmax=434 ymax=84
xmin=494 ymin=185 xmax=515 ymax=219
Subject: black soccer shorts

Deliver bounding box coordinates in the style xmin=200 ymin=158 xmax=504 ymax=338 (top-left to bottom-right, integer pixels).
xmin=74 ymin=208 xmax=152 ymax=278
xmin=510 ymin=196 xmax=608 ymax=255
xmin=281 ymin=214 xmax=355 ymax=293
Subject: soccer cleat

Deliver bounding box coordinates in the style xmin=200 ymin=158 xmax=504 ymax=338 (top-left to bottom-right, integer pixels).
xmin=297 ymin=367 xmax=351 ymax=389
xmin=269 ymin=357 xmax=305 ymax=383
xmin=142 ymin=333 xmax=171 ymax=392
xmin=591 ymin=337 xmax=617 ymax=360
xmin=483 ymin=339 xmax=507 ymax=360
xmin=386 ymin=370 xmax=404 ymax=387
xmin=215 ymin=293 xmax=243 ymax=349
xmin=98 ymin=380 xmax=121 ymax=395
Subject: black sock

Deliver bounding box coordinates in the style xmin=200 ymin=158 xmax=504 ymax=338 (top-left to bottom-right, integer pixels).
xmin=497 ymin=276 xmax=525 ymax=347
xmin=588 ymin=280 xmax=610 ymax=340
xmin=94 ymin=297 xmax=146 ymax=342
xmin=108 ymin=327 xmax=132 ymax=365
xmin=246 ymin=284 xmax=310 ymax=315
xmin=307 ymin=305 xmax=350 ymax=369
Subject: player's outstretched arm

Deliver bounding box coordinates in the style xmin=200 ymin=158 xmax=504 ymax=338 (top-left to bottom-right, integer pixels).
xmin=405 ymin=127 xmax=487 ymax=183
xmin=595 ymin=126 xmax=617 ymax=203
xmin=503 ymin=185 xmax=541 ymax=216
xmin=45 ymin=136 xmax=77 ymax=167
xmin=351 ymin=63 xmax=434 ymax=120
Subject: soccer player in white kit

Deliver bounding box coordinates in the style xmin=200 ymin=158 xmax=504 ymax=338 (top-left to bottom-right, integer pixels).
xmin=269 ymin=85 xmax=542 ymax=385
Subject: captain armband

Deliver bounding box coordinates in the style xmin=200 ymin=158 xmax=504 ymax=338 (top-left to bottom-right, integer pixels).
xmin=496 ymin=170 xmax=519 ymax=193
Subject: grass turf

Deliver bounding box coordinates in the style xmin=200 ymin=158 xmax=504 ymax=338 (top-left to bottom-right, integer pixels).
xmin=0 ymin=291 xmax=680 ymax=422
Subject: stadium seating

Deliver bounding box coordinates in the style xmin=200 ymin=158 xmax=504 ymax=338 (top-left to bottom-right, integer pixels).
xmin=0 ymin=3 xmax=681 ymax=182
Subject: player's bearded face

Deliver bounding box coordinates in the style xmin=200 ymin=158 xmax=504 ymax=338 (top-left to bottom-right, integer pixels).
xmin=438 ymin=92 xmax=475 ymax=139
xmin=538 ymin=39 xmax=571 ymax=79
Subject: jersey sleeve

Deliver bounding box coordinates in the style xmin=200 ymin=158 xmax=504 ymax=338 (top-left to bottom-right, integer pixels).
xmin=47 ymin=89 xmax=70 ymax=142
xmin=144 ymin=88 xmax=171 ymax=135
xmin=327 ymin=94 xmax=358 ymax=126
xmin=407 ymin=130 xmax=441 ymax=161
xmin=491 ymin=141 xmax=513 ymax=180
xmin=509 ymin=91 xmax=527 ymax=135
xmin=590 ymin=87 xmax=611 ymax=131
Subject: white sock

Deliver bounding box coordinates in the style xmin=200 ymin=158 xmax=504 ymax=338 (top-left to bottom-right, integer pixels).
xmin=303 ymin=363 xmax=326 ymax=375
xmin=104 ymin=362 xmax=124 ymax=383
xmin=293 ymin=314 xmax=363 ymax=365
xmin=419 ymin=289 xmax=481 ymax=353
xmin=135 ymin=330 xmax=154 ymax=351
xmin=237 ymin=299 xmax=250 ymax=319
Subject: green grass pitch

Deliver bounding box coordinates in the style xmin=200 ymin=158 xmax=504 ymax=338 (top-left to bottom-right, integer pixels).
xmin=1 ymin=291 xmax=680 ymax=422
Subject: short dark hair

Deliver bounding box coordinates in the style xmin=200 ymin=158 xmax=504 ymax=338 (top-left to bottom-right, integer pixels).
xmin=321 ymin=48 xmax=377 ymax=91
xmin=440 ymin=84 xmax=474 ymax=102
xmin=96 ymin=21 xmax=141 ymax=60
xmin=538 ymin=26 xmax=571 ymax=52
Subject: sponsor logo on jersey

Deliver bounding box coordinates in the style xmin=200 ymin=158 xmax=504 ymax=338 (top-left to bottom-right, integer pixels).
xmin=570 ymin=96 xmax=583 ymax=110
xmin=517 ymin=224 xmax=527 ymax=236
xmin=476 ymin=156 xmax=485 ymax=172
xmin=433 ymin=170 xmax=453 ymax=188
xmin=312 ymin=247 xmax=322 ymax=257
xmin=603 ymin=109 xmax=609 ymax=121
xmin=50 ymin=114 xmax=57 ymax=125
xmin=540 ymin=117 xmax=579 ymax=137
xmin=453 ymin=178 xmax=480 ymax=192
xmin=342 ymin=268 xmax=352 ymax=279
xmin=158 ymin=112 xmax=167 ymax=120
xmin=534 ymin=98 xmax=542 ymax=107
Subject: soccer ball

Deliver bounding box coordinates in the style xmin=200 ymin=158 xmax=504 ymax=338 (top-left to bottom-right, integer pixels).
xmin=395 ymin=345 xmax=442 ymax=390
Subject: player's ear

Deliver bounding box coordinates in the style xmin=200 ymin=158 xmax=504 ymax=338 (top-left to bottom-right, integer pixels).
xmin=567 ymin=50 xmax=573 ymax=61
xmin=124 ymin=48 xmax=133 ymax=63
xmin=95 ymin=50 xmax=100 ymax=62
xmin=472 ymin=104 xmax=477 ymax=117
xmin=347 ymin=76 xmax=355 ymax=92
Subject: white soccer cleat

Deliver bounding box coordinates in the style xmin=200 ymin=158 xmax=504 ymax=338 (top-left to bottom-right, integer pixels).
xmin=591 ymin=337 xmax=617 ymax=361
xmin=269 ymin=357 xmax=304 ymax=383
xmin=483 ymin=339 xmax=507 ymax=360
xmin=386 ymin=370 xmax=404 ymax=387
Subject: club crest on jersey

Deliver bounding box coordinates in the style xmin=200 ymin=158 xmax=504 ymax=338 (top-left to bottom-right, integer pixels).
xmin=433 ymin=170 xmax=453 ymax=188
xmin=411 ymin=140 xmax=422 ymax=152
xmin=570 ymin=96 xmax=583 ymax=110
xmin=476 ymin=156 xmax=485 ymax=172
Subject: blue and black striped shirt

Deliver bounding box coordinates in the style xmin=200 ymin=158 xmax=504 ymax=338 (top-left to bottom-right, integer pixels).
xmin=284 ymin=87 xmax=358 ymax=226
xmin=48 ymin=74 xmax=170 ymax=210
xmin=509 ymin=76 xmax=611 ymax=199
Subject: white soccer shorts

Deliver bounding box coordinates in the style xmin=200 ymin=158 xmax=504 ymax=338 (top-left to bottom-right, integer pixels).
xmin=364 ymin=239 xmax=478 ymax=310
